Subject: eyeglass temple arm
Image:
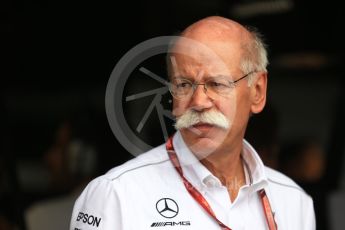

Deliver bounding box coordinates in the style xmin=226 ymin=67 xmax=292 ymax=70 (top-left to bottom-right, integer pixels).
xmin=232 ymin=71 xmax=256 ymax=84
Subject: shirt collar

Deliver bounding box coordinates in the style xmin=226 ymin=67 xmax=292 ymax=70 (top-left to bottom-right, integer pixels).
xmin=241 ymin=139 xmax=268 ymax=186
xmin=172 ymin=131 xmax=268 ymax=190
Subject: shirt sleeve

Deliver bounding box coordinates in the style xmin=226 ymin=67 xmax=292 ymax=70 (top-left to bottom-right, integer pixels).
xmin=70 ymin=177 xmax=124 ymax=230
xmin=304 ymin=195 xmax=316 ymax=230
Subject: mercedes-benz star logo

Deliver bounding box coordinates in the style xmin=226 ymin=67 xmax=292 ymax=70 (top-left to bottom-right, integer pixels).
xmin=156 ymin=198 xmax=179 ymax=219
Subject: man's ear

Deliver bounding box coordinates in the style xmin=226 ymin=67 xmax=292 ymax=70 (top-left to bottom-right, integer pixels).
xmin=250 ymin=72 xmax=267 ymax=114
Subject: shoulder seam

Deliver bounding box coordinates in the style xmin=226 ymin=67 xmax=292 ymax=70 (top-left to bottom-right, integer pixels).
xmin=268 ymin=178 xmax=305 ymax=193
xmin=111 ymin=159 xmax=170 ymax=181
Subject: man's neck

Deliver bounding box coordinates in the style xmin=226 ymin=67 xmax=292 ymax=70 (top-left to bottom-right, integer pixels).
xmin=200 ymin=144 xmax=246 ymax=202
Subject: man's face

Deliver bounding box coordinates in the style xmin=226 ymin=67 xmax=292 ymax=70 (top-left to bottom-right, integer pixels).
xmin=169 ymin=38 xmax=253 ymax=157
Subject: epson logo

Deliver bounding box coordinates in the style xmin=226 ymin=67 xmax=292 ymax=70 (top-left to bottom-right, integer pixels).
xmin=76 ymin=212 xmax=102 ymax=227
xmin=151 ymin=221 xmax=191 ymax=227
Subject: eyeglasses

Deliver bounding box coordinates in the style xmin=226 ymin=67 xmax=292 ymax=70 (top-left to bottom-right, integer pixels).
xmin=169 ymin=71 xmax=256 ymax=99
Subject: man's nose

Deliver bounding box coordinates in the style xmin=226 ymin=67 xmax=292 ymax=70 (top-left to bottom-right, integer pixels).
xmin=189 ymin=84 xmax=213 ymax=111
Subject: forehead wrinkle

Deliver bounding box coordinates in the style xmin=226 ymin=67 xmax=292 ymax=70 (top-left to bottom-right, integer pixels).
xmin=176 ymin=63 xmax=228 ymax=80
xmin=177 ymin=63 xmax=203 ymax=78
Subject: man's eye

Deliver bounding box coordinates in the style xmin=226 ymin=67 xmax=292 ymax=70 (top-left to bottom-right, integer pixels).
xmin=176 ymin=82 xmax=191 ymax=88
xmin=208 ymin=81 xmax=227 ymax=88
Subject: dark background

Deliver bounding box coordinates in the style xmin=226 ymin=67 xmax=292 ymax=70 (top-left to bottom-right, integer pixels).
xmin=2 ymin=0 xmax=345 ymax=229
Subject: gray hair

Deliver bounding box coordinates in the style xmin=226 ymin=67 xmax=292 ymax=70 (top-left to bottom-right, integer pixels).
xmin=241 ymin=26 xmax=269 ymax=86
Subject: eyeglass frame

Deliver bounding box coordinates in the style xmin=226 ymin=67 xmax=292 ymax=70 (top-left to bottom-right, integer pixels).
xmin=168 ymin=70 xmax=257 ymax=99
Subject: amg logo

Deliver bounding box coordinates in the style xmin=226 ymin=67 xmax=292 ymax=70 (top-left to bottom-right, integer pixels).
xmin=151 ymin=221 xmax=191 ymax=227
xmin=76 ymin=212 xmax=102 ymax=227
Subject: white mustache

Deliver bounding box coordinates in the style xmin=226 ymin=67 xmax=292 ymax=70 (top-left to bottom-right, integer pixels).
xmin=174 ymin=109 xmax=230 ymax=130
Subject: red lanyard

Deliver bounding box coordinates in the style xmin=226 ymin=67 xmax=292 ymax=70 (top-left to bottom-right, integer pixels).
xmin=166 ymin=136 xmax=277 ymax=230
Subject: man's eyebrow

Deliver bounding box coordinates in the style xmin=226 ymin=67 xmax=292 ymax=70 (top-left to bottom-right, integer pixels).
xmin=206 ymin=74 xmax=240 ymax=81
xmin=171 ymin=75 xmax=232 ymax=81
xmin=202 ymin=75 xmax=232 ymax=80
xmin=205 ymin=74 xmax=229 ymax=78
xmin=171 ymin=75 xmax=194 ymax=80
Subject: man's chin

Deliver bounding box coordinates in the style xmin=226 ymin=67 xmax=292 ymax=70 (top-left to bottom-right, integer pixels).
xmin=179 ymin=128 xmax=228 ymax=159
xmin=187 ymin=138 xmax=221 ymax=160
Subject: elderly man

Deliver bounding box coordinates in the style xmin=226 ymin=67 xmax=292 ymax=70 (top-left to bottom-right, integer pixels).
xmin=70 ymin=16 xmax=315 ymax=230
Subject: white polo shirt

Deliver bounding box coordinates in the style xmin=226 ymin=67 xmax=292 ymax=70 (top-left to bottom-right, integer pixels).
xmin=70 ymin=132 xmax=315 ymax=230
